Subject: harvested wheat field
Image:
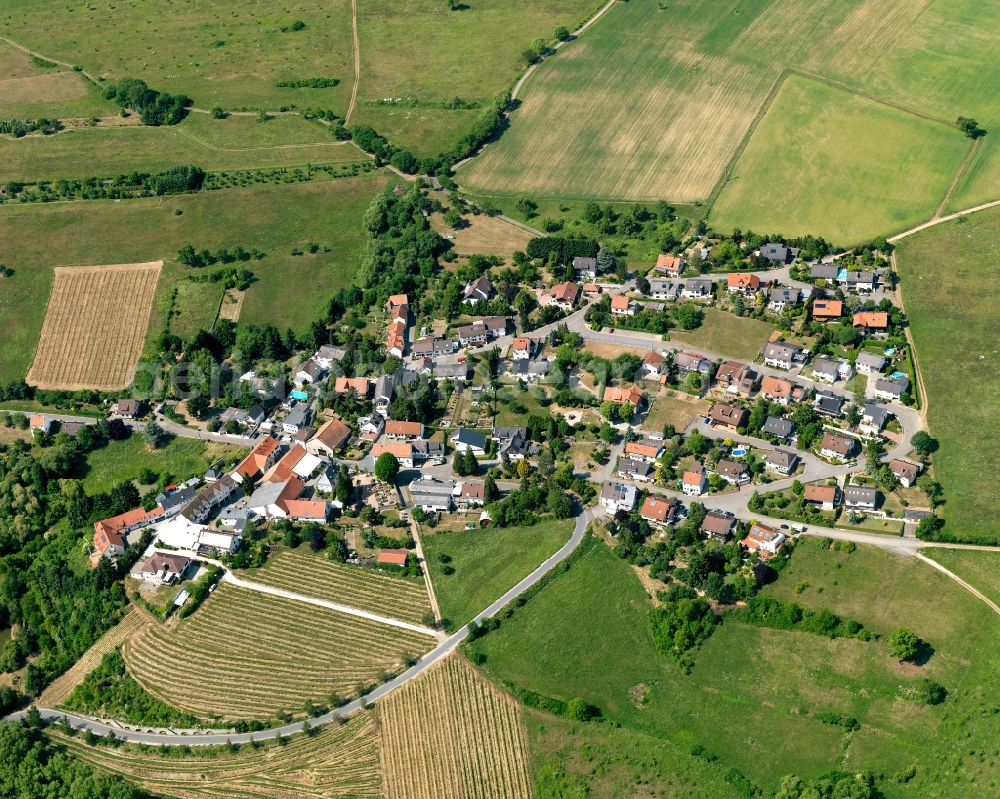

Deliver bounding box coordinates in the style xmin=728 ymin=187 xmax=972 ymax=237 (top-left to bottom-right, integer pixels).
xmin=430 ymin=212 xmax=535 ymax=262
xmin=39 ymin=609 xmax=148 ymax=708
xmin=27 ymin=261 xmax=160 ymax=391
xmin=53 ymin=711 xmax=381 ymax=799
xmin=122 ymin=584 xmax=434 ymax=721
xmin=378 ymin=656 xmax=534 ymax=799
xmin=250 ymin=549 xmax=432 ymax=626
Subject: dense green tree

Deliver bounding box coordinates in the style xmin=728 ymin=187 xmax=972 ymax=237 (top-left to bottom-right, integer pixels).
xmin=374 ymin=452 xmax=400 ymax=483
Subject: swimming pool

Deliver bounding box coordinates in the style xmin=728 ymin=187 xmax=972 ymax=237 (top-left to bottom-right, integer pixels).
xmin=890 ymin=371 xmax=907 ymax=380
xmin=731 ymin=447 xmax=748 ymax=457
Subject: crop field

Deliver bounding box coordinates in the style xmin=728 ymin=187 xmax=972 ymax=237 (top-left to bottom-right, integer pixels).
xmin=459 ymin=0 xmax=1000 ymax=216
xmin=710 ymin=75 xmax=968 ymax=244
xmin=421 ymin=519 xmax=573 ymax=628
xmin=0 ymin=0 xmax=355 ymax=113
xmin=894 ymin=207 xmax=1000 ymax=542
xmin=351 ymin=0 xmax=601 ymax=156
xmin=39 ymin=609 xmax=147 ymax=708
xmin=378 ymin=656 xmax=534 ymax=799
xmin=249 ymin=548 xmax=432 ymax=626
xmin=26 ymin=262 xmax=160 ymax=391
xmin=0 ymin=175 xmax=387 ymax=381
xmin=0 ymin=114 xmax=367 ymax=184
xmin=122 ymin=584 xmax=434 ymax=720
xmin=669 ymin=308 xmax=775 ymax=361
xmin=0 ymin=39 xmax=112 ymax=119
xmin=53 ymin=712 xmax=381 ymax=799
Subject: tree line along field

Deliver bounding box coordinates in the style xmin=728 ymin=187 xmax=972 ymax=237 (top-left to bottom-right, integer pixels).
xmin=708 ymin=75 xmax=969 ymax=244
xmin=0 ymin=174 xmax=388 ymax=383
xmin=459 ymin=0 xmax=999 ymax=222
xmin=52 ymin=711 xmax=382 ymax=799
xmin=26 ymin=262 xmax=161 ymax=391
xmin=470 ymin=535 xmax=1000 ymax=795
xmin=248 ymin=548 xmax=432 ymax=627
xmin=121 ymin=584 xmax=435 ymax=721
xmin=0 ymin=114 xmax=369 ymax=184
xmin=377 ymin=656 xmax=535 ymax=799
xmin=894 ymin=207 xmax=1000 ymax=543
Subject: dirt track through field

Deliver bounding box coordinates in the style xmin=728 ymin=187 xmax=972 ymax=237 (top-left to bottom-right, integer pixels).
xmin=27 ymin=261 xmax=161 ymax=391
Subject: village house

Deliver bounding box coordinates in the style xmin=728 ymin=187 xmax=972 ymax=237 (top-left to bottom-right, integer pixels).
xmin=813 ymin=389 xmax=846 ymax=418
xmin=702 ymin=510 xmax=736 ymax=541
xmin=804 ymin=483 xmax=839 ymax=511
xmin=334 ymin=376 xmax=371 ymax=397
xmin=409 ymin=477 xmax=455 ymax=513
xmin=679 ymin=278 xmax=714 ymax=299
xmin=572 ymin=256 xmax=597 ymax=281
xmin=726 ymin=273 xmax=760 ymax=294
xmin=610 ymin=294 xmax=635 ymax=316
xmin=137 ymin=553 xmax=192 ymax=585
xmin=384 ymin=420 xmax=424 ymax=440
xmin=412 ymin=439 xmax=446 ymax=466
xmin=247 ymin=477 xmax=328 ymax=522
xmin=294 ymin=359 xmax=325 ymax=387
xmin=603 ymin=384 xmax=644 ymax=409
xmin=741 ymin=523 xmax=787 ymax=557
xmin=433 ymin=361 xmax=470 ymax=382
xmin=540 ymin=281 xmax=580 ymax=311
xmin=839 ymin=271 xmax=876 ymax=292
xmin=511 ymin=336 xmax=535 ymax=361
xmin=386 ymin=318 xmax=407 ymax=358
xmin=874 ymin=375 xmax=909 ymax=402
xmin=853 ymin=311 xmax=889 ymax=336
xmin=462 ymin=275 xmax=495 ymax=305
xmin=233 ymin=435 xmax=280 ymax=483
xmin=455 ymin=480 xmax=486 ymax=509
xmin=844 ymin=485 xmax=879 ymax=511
xmin=655 ymin=253 xmax=684 ymax=277
xmin=715 ymin=360 xmax=759 ymax=397
xmin=647 ymin=279 xmax=680 ymax=301
xmin=715 ymin=458 xmax=750 ymax=485
xmin=759 ymin=243 xmax=799 ymax=264
xmin=313 ymin=344 xmax=347 ymax=368
xmin=889 ymin=459 xmax=921 ymax=487
xmin=768 ymin=287 xmax=801 ymax=313
xmin=374 ymin=374 xmax=395 ymax=417
xmin=372 ymin=441 xmax=415 ymax=468
xmin=451 ymin=428 xmax=488 ymax=456
xmin=673 ymin=351 xmax=714 ymax=378
xmin=708 ymin=402 xmax=748 ymax=432
xmin=29 ymin=414 xmax=52 ymax=435
xmin=412 ymin=335 xmax=459 ymax=358
xmin=762 ymin=341 xmax=803 ymax=370
xmin=764 ymin=448 xmax=799 ymax=475
xmin=510 ymin=358 xmax=550 ymax=382
xmin=811 ymin=356 xmax=851 ymax=384
xmin=600 ymin=482 xmax=638 ymax=513
xmin=640 ymin=495 xmax=677 ymax=526
xmin=625 ymin=438 xmax=664 ymax=463
xmin=761 ymin=416 xmax=795 ymax=441
xmin=811 ymin=299 xmax=843 ymax=320
xmin=115 ymin=399 xmax=143 ymax=419
xmin=855 ymin=351 xmax=887 ymax=374
xmin=180 ymin=475 xmax=238 ymax=524
xmin=759 ymin=375 xmax=806 ymax=406
xmin=386 ymin=294 xmax=409 ymax=315
xmin=91 ymin=505 xmax=164 ymax=566
xmin=682 ymin=464 xmax=707 ymax=496
xmin=281 ymin=404 xmax=312 ymax=435
xmin=819 ymin=432 xmax=857 ymax=460
xmin=617 ymin=457 xmax=653 ymax=482
xmin=810 ymin=263 xmax=839 ymax=282
xmin=859 ymin=403 xmax=890 ymax=436
xmin=640 ymin=350 xmax=665 ymax=380
xmin=581 ymin=282 xmax=602 ymax=298
xmin=358 ymin=413 xmax=384 ymax=440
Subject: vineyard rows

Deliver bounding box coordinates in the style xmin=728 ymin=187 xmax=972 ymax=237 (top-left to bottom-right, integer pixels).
xmin=27 ymin=262 xmax=161 ymax=391
xmin=122 ymin=584 xmax=432 ymax=720
xmin=378 ymin=656 xmax=535 ymax=799
xmin=40 ymin=608 xmax=147 ymax=708
xmin=53 ymin=711 xmax=381 ymax=799
xmin=250 ymin=550 xmax=431 ymax=625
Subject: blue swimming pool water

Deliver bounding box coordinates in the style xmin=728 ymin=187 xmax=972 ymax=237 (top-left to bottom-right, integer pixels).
xmin=891 ymin=371 xmax=907 ymax=380
xmin=731 ymin=447 xmax=748 ymax=457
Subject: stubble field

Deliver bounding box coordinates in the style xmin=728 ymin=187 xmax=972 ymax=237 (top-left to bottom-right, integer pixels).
xmin=26 ymin=262 xmax=161 ymax=391
xmin=378 ymin=656 xmax=535 ymax=799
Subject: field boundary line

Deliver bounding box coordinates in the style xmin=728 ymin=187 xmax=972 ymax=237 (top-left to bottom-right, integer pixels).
xmin=0 ymin=35 xmax=103 ymax=87
xmin=704 ymin=68 xmax=789 ymax=213
xmin=933 ymin=137 xmax=982 ymax=218
xmin=887 ymin=198 xmax=1000 ymax=242
xmin=915 ymin=552 xmax=1000 ymax=617
xmin=172 ymin=125 xmax=352 ymax=153
xmin=221 ymin=571 xmax=444 ymax=639
xmin=889 ymin=252 xmax=930 ymax=425
xmin=345 ymin=0 xmax=361 ymax=123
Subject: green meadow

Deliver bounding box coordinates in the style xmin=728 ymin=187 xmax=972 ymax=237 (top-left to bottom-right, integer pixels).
xmin=895 ymin=207 xmax=1000 ymax=542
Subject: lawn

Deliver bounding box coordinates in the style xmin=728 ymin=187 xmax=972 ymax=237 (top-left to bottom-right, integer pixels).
xmin=924 ymin=549 xmax=1000 ymax=609
xmin=0 ymin=174 xmax=388 ymax=381
xmin=0 ymin=0 xmax=355 ymax=113
xmin=420 ymin=519 xmax=572 ymax=628
xmin=351 ymin=0 xmax=602 ymax=156
xmin=459 ymin=0 xmax=999 ymax=207
xmin=167 ymin=279 xmax=225 ymax=340
xmin=0 ymin=114 xmax=367 ymax=183
xmin=81 ymin=433 xmax=244 ymax=493
xmin=474 ymin=534 xmax=1000 ymax=795
xmin=0 ymin=39 xmax=114 ymax=119
xmin=894 ymin=207 xmax=1000 ymax=542
xmin=709 ymin=75 xmax=969 ymax=244
xmin=643 ymin=393 xmax=710 ymax=434
xmin=669 ymin=308 xmax=775 ymax=361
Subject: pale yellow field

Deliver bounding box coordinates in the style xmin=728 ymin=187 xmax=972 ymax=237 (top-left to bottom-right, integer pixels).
xmin=378 ymin=656 xmax=534 ymax=799
xmin=53 ymin=712 xmax=382 ymax=799
xmin=27 ymin=262 xmax=161 ymax=391
xmin=430 ymin=212 xmax=536 ymax=262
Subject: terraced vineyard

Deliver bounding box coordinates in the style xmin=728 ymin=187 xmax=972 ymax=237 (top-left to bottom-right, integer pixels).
xmin=378 ymin=656 xmax=534 ymax=799
xmin=53 ymin=712 xmax=381 ymax=799
xmin=39 ymin=608 xmax=147 ymax=708
xmin=122 ymin=585 xmax=434 ymax=720
xmin=249 ymin=549 xmax=431 ymax=626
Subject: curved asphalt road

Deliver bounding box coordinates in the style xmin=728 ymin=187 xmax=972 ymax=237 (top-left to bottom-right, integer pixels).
xmin=8 ymin=508 xmax=592 ymax=745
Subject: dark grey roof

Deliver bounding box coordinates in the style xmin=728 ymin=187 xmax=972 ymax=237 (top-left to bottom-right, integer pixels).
xmin=766 ymin=448 xmax=798 ymax=469
xmin=452 ymin=428 xmax=488 ymax=450
xmin=493 ymin=426 xmax=527 ymax=442
xmin=810 ymin=263 xmax=839 ymax=280
xmin=617 ymin=458 xmax=653 ymax=478
xmin=862 ymin=402 xmax=889 ymax=427
xmin=769 ymin=287 xmax=801 ymax=303
xmin=813 ymin=390 xmax=846 ymax=415
xmin=761 ymin=416 xmax=794 ymax=438
xmin=844 ymin=485 xmax=878 ymax=504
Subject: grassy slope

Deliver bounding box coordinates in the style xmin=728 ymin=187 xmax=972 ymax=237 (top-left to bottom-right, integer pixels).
xmin=81 ymin=434 xmax=243 ymax=493
xmin=894 ymin=207 xmax=1000 ymax=541
xmin=0 ymin=115 xmax=367 ymax=183
xmin=924 ymin=550 xmax=1000 ymax=608
xmin=709 ymin=75 xmax=968 ymax=244
xmin=0 ymin=0 xmax=355 ymax=112
xmin=421 ymin=519 xmax=572 ymax=628
xmin=352 ymin=0 xmax=601 ymax=156
xmin=669 ymin=308 xmax=776 ymax=361
xmin=476 ymin=536 xmax=1000 ymax=795
xmin=0 ymin=40 xmax=114 ymax=118
xmin=0 ymin=174 xmax=388 ymax=381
